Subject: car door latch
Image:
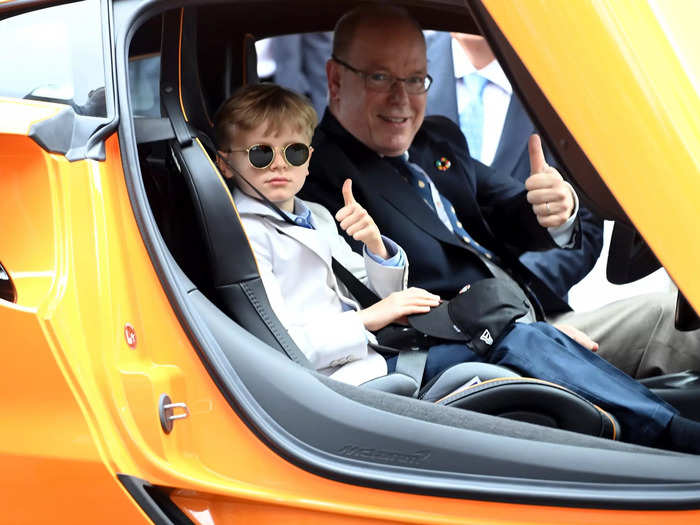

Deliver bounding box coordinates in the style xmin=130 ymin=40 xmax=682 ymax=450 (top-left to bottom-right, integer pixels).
xmin=158 ymin=394 xmax=189 ymax=434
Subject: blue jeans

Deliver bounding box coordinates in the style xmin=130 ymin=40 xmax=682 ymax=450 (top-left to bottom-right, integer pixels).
xmin=386 ymin=322 xmax=676 ymax=447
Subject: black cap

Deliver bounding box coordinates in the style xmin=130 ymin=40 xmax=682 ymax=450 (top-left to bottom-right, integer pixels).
xmin=407 ymin=278 xmax=530 ymax=355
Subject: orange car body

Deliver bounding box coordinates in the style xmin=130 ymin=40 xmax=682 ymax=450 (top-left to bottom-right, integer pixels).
xmin=1 ymin=0 xmax=699 ymax=523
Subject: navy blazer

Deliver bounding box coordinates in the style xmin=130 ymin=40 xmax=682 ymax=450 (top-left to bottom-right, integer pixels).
xmin=301 ymin=110 xmax=575 ymax=316
xmin=425 ymin=32 xmax=603 ymax=299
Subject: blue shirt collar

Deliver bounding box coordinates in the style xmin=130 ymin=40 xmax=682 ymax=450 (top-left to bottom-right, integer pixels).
xmin=286 ymin=199 xmax=315 ymax=229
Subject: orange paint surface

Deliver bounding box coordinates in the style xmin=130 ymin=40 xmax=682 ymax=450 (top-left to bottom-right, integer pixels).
xmin=2 ymin=0 xmax=700 ymax=521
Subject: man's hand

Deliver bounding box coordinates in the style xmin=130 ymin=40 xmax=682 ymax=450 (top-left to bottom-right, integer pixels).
xmin=554 ymin=323 xmax=599 ymax=352
xmin=357 ymin=288 xmax=441 ymax=331
xmin=335 ymin=179 xmax=388 ymax=258
xmin=525 ymin=134 xmax=574 ymax=228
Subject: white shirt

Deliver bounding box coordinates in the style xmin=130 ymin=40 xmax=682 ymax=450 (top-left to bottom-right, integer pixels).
xmin=451 ymin=38 xmax=512 ymax=167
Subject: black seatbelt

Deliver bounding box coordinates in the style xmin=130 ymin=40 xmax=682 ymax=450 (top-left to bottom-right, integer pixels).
xmin=330 ymin=259 xmax=379 ymax=309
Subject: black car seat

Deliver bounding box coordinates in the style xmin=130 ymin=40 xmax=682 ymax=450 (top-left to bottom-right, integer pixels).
xmin=133 ymin=6 xmax=620 ymax=440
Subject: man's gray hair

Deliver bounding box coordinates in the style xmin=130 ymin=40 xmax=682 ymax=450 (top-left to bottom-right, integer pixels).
xmin=332 ymin=4 xmax=425 ymax=59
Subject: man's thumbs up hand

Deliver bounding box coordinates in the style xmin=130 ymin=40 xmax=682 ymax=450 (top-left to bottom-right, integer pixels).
xmin=524 ymin=134 xmax=574 ymax=228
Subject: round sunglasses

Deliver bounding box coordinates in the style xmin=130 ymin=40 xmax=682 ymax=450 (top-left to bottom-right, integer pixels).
xmin=228 ymin=143 xmax=311 ymax=169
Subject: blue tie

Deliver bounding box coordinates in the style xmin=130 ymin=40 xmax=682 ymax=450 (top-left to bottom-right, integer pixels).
xmin=459 ymin=72 xmax=488 ymax=162
xmin=389 ymin=155 xmax=496 ymax=261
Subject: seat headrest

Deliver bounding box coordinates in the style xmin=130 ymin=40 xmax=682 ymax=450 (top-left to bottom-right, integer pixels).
xmin=242 ymin=33 xmax=259 ymax=86
xmin=166 ymin=8 xmax=261 ymax=137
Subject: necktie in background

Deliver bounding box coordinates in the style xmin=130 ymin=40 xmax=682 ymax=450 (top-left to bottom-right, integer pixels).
xmin=459 ymin=72 xmax=488 ymax=162
xmin=388 ymin=154 xmax=495 ymax=260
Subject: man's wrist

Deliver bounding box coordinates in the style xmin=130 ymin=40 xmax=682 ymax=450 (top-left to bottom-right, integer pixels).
xmin=548 ymin=182 xmax=579 ymax=247
xmin=564 ymin=181 xmax=579 ymax=219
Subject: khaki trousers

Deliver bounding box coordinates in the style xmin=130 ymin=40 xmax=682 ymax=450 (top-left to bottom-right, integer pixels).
xmin=550 ymin=292 xmax=700 ymax=378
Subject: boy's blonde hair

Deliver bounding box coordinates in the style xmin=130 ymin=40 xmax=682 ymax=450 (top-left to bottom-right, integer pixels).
xmin=214 ymin=83 xmax=318 ymax=150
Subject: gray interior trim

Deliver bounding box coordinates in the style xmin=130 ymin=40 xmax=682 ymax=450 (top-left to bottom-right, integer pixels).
xmin=118 ymin=474 xmax=195 ymax=524
xmin=134 ymin=117 xmax=176 ymax=143
xmin=28 ymin=106 xmax=110 ymax=161
xmin=191 ymin=288 xmax=700 ymax=508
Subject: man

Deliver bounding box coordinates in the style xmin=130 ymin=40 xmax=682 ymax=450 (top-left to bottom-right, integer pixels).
xmin=425 ymin=31 xmax=603 ymax=301
xmin=299 ymin=4 xmax=700 ymax=378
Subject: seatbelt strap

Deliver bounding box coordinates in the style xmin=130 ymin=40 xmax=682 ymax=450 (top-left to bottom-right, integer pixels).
xmin=331 ymin=259 xmax=380 ymax=308
xmin=395 ymin=349 xmax=429 ymax=391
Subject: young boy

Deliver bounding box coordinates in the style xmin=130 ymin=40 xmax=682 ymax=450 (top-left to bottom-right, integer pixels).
xmin=215 ymin=82 xmax=441 ymax=386
xmin=214 ymin=83 xmax=700 ymax=454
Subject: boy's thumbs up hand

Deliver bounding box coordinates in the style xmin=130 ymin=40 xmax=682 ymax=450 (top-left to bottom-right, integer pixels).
xmin=335 ymin=179 xmax=388 ymax=259
xmin=524 ymin=134 xmax=575 ymax=228
xmin=342 ymin=178 xmax=356 ymax=206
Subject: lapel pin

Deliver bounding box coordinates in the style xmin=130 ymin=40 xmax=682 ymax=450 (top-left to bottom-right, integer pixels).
xmin=435 ymin=157 xmax=451 ymax=171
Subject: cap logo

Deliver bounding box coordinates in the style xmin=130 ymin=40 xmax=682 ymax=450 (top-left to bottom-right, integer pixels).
xmin=479 ymin=328 xmax=493 ymax=346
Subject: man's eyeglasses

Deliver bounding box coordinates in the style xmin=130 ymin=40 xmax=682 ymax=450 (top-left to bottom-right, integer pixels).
xmin=227 ymin=143 xmax=311 ymax=169
xmin=332 ymin=55 xmax=432 ymax=94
